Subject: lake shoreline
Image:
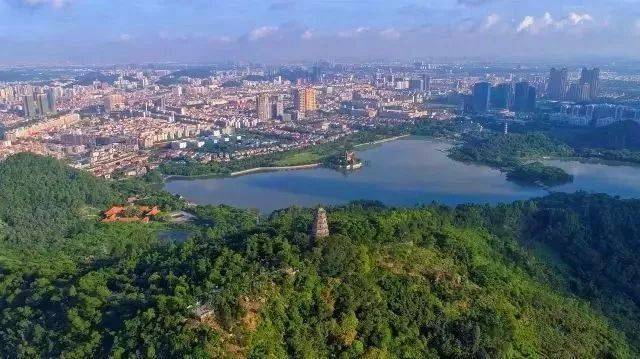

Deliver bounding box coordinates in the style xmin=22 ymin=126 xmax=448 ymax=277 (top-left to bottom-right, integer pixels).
xmin=354 ymin=134 xmax=411 ymax=148
xmin=164 ymin=134 xmax=412 ymax=182
xmin=229 ymin=163 xmax=322 ymax=177
xmin=165 ymin=137 xmax=640 ymax=214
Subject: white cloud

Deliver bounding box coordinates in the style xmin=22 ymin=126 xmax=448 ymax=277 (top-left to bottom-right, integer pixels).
xmin=483 ymin=14 xmax=500 ymax=29
xmin=517 ymin=12 xmax=595 ymax=34
xmin=18 ymin=0 xmax=71 ymax=8
xmin=517 ymin=16 xmax=535 ymax=32
xmin=568 ymin=12 xmax=594 ymax=25
xmin=301 ymin=29 xmax=313 ymax=40
xmin=210 ymin=35 xmax=232 ymax=43
xmin=119 ymin=33 xmax=132 ymax=42
xmin=338 ymin=27 xmax=370 ymax=38
xmin=379 ymin=28 xmax=401 ymax=40
xmin=248 ymin=26 xmax=279 ymax=41
xmin=542 ymin=12 xmax=554 ymax=26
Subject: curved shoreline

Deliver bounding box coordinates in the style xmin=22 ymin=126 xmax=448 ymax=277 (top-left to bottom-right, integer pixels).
xmin=353 ymin=134 xmax=410 ymax=148
xmin=164 ymin=135 xmax=412 ymax=181
xmin=229 ymin=163 xmax=322 ymax=177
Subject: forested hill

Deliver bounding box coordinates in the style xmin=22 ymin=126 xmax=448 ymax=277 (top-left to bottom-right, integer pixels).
xmin=554 ymin=120 xmax=640 ymax=150
xmin=0 ymin=153 xmax=121 ymax=245
xmin=456 ymin=192 xmax=640 ymax=350
xmin=0 ymin=154 xmax=635 ymax=357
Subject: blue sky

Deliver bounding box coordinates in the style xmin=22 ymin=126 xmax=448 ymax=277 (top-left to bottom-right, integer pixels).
xmin=0 ymin=0 xmax=639 ymax=64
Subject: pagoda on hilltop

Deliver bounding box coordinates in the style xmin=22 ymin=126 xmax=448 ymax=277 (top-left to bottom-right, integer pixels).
xmin=312 ymin=207 xmax=329 ymax=240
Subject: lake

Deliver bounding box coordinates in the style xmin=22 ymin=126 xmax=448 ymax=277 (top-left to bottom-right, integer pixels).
xmin=165 ymin=138 xmax=640 ymax=213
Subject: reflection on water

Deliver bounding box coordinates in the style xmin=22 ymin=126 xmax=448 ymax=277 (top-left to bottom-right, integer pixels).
xmin=165 ymin=138 xmax=640 ymax=213
xmin=544 ymin=159 xmax=640 ymax=197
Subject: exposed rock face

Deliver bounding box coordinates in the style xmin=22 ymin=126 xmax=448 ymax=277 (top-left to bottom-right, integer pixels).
xmin=312 ymin=207 xmax=329 ymax=240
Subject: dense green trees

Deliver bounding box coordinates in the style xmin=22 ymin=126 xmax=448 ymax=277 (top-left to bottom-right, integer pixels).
xmin=449 ymin=132 xmax=574 ymax=186
xmin=0 ymin=154 xmax=637 ymax=357
xmin=0 ymin=153 xmax=121 ymax=245
xmin=450 ymin=132 xmax=574 ymax=168
xmin=455 ymin=192 xmax=640 ymax=350
xmin=506 ymin=162 xmax=574 ymax=186
xmin=552 ymin=120 xmax=640 ymax=151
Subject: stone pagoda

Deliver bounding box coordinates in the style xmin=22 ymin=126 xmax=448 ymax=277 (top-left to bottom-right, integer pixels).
xmin=312 ymin=207 xmax=329 ymax=240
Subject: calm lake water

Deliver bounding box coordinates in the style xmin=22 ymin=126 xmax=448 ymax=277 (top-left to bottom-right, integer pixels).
xmin=165 ymin=138 xmax=640 ymax=213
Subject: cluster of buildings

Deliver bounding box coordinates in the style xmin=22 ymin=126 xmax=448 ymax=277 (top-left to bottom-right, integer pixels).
xmin=469 ymin=81 xmax=537 ymax=113
xmin=551 ymin=103 xmax=640 ymax=127
xmin=0 ymin=62 xmax=637 ymax=176
xmin=255 ymin=86 xmax=320 ymax=122
xmin=546 ymin=67 xmax=640 ymax=127
xmin=22 ymin=88 xmax=60 ymax=119
xmin=465 ymin=66 xmax=612 ymax=120
xmin=547 ymin=67 xmax=600 ymax=102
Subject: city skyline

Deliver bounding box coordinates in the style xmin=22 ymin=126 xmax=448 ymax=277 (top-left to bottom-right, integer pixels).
xmin=1 ymin=0 xmax=640 ymax=65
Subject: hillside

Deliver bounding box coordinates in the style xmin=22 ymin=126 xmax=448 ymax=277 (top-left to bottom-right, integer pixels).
xmin=450 ymin=132 xmax=574 ymax=168
xmin=552 ymin=120 xmax=640 ymax=150
xmin=0 ymin=155 xmax=635 ymax=357
xmin=457 ymin=192 xmax=640 ymax=350
xmin=0 ymin=153 xmax=121 ymax=245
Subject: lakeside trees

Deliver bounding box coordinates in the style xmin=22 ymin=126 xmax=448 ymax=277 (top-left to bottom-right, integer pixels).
xmin=449 ymin=132 xmax=574 ymax=186
xmin=506 ymin=162 xmax=573 ymax=186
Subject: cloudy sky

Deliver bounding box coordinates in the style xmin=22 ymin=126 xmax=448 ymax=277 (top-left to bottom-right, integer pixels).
xmin=1 ymin=0 xmax=639 ymax=64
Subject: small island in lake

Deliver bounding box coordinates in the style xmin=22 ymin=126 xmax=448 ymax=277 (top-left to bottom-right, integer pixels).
xmin=506 ymin=162 xmax=574 ymax=187
xmin=325 ymin=150 xmax=363 ymax=170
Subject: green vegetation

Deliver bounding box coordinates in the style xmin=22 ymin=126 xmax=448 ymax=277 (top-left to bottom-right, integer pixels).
xmin=273 ymin=151 xmax=323 ymax=166
xmin=457 ymin=192 xmax=640 ymax=350
xmin=451 ymin=132 xmax=574 ymax=168
xmin=449 ymin=132 xmax=574 ymax=186
xmin=156 ymin=68 xmax=216 ymax=86
xmin=159 ymin=160 xmax=231 ymax=177
xmin=506 ymin=162 xmax=573 ymax=186
xmin=577 ymin=148 xmax=640 ymax=164
xmin=0 ymin=154 xmax=637 ymax=357
xmin=541 ymin=121 xmax=640 ymax=165
xmin=409 ymin=118 xmax=473 ymax=139
xmin=159 ymin=129 xmax=402 ymax=177
xmin=550 ymin=120 xmax=640 ymax=151
xmin=0 ymin=153 xmax=121 ymax=245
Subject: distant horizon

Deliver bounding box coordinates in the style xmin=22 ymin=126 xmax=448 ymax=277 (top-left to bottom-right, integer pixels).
xmin=1 ymin=56 xmax=639 ymax=69
xmin=1 ymin=0 xmax=639 ymax=65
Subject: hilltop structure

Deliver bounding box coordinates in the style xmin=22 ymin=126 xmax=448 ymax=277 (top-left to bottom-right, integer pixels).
xmin=312 ymin=207 xmax=329 ymax=240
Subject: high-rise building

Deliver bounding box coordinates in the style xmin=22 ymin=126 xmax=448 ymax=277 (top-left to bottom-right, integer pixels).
xmin=153 ymin=97 xmax=166 ymax=111
xmin=45 ymin=87 xmax=58 ymax=115
xmin=256 ymin=93 xmax=272 ymax=121
xmin=547 ymin=67 xmax=568 ymax=100
xmin=409 ymin=79 xmax=424 ymax=91
xmin=22 ymin=95 xmax=37 ymax=118
xmin=421 ymin=74 xmax=431 ymax=92
xmin=472 ymin=82 xmax=491 ymax=113
xmin=311 ymin=66 xmax=323 ymax=84
xmin=527 ymin=86 xmax=537 ymax=112
xmin=271 ymin=95 xmax=284 ymax=119
xmin=513 ymin=81 xmax=536 ymax=112
xmin=579 ymin=68 xmax=600 ymax=100
xmin=491 ymin=83 xmax=514 ymax=109
xmin=579 ymin=83 xmax=591 ymax=102
xmin=35 ymin=93 xmax=51 ymax=116
xmin=22 ymin=90 xmax=56 ymax=118
xmin=103 ymin=94 xmax=125 ymax=113
xmin=294 ymin=87 xmax=317 ymax=114
xmin=567 ymin=83 xmax=581 ymax=102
